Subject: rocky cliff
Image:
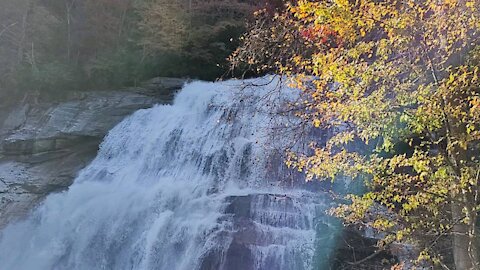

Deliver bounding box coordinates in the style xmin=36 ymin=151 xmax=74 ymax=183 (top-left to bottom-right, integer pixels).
xmin=0 ymin=77 xmax=400 ymax=269
xmin=0 ymin=78 xmax=187 ymax=228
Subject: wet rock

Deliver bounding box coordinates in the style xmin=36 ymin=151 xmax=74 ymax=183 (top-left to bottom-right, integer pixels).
xmin=0 ymin=78 xmax=186 ymax=228
xmin=223 ymin=242 xmax=254 ymax=270
xmin=142 ymin=77 xmax=190 ymax=94
xmin=200 ymin=193 xmax=326 ymax=270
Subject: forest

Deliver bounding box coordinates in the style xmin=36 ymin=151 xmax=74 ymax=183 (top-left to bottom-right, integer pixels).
xmin=0 ymin=0 xmax=271 ymax=102
xmin=0 ymin=0 xmax=479 ymax=269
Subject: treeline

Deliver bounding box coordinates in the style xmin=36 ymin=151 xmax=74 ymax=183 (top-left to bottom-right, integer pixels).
xmin=0 ymin=0 xmax=266 ymax=102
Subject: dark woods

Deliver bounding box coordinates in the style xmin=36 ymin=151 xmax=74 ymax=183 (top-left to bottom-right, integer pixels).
xmin=0 ymin=0 xmax=281 ymax=103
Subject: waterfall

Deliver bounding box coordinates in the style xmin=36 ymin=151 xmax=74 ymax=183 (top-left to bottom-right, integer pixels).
xmin=0 ymin=77 xmax=341 ymax=270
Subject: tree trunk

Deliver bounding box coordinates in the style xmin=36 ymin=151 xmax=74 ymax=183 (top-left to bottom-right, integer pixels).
xmin=442 ymin=75 xmax=479 ymax=269
xmin=65 ymin=0 xmax=77 ymax=61
xmin=66 ymin=1 xmax=71 ymax=60
xmin=452 ymin=200 xmax=479 ymax=269
xmin=17 ymin=0 xmax=34 ymax=64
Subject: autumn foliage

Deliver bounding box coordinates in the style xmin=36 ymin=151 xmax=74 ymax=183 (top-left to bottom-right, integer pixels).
xmin=233 ymin=0 xmax=480 ymax=268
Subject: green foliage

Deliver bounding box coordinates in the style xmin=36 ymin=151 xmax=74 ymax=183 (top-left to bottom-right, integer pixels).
xmin=86 ymin=48 xmax=149 ymax=88
xmin=0 ymin=0 xmax=255 ymax=102
xmin=138 ymin=0 xmax=255 ymax=79
xmin=15 ymin=61 xmax=81 ymax=97
xmin=138 ymin=0 xmax=254 ymax=60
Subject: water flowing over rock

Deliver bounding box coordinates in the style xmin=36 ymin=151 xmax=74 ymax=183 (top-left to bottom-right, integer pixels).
xmin=0 ymin=77 xmax=342 ymax=270
xmin=0 ymin=78 xmax=186 ymax=227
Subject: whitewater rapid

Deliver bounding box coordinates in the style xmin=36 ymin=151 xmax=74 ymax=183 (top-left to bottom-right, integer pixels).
xmin=0 ymin=77 xmax=340 ymax=270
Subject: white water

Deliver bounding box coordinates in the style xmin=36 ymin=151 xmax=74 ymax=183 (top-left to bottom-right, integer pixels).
xmin=0 ymin=77 xmax=340 ymax=270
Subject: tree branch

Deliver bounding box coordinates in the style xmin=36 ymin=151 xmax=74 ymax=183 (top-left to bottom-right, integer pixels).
xmin=0 ymin=22 xmax=18 ymax=40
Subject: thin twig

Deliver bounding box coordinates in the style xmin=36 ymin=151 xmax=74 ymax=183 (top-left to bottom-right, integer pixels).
xmin=0 ymin=22 xmax=18 ymax=40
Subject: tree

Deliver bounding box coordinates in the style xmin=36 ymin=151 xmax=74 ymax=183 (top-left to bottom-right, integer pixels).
xmin=0 ymin=0 xmax=75 ymax=97
xmin=0 ymin=0 xmax=32 ymax=79
xmin=0 ymin=0 xmax=260 ymax=98
xmin=138 ymin=0 xmax=257 ymax=61
xmin=233 ymin=0 xmax=480 ymax=268
xmin=0 ymin=0 xmax=147 ymax=96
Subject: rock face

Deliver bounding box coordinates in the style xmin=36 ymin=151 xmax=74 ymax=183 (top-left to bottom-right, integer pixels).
xmin=0 ymin=78 xmax=186 ymax=228
xmin=199 ymin=193 xmax=338 ymax=270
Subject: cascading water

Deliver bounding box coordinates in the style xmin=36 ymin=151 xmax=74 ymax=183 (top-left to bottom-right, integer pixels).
xmin=0 ymin=77 xmax=341 ymax=270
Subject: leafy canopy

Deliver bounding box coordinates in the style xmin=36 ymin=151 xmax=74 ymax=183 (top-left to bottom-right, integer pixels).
xmin=233 ymin=0 xmax=480 ymax=266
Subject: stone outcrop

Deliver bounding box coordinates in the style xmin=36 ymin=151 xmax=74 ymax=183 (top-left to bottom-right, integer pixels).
xmin=199 ymin=193 xmax=341 ymax=270
xmin=0 ymin=78 xmax=186 ymax=228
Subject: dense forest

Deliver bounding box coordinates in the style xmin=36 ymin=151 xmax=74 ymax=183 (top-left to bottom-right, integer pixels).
xmin=0 ymin=0 xmax=278 ymax=102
